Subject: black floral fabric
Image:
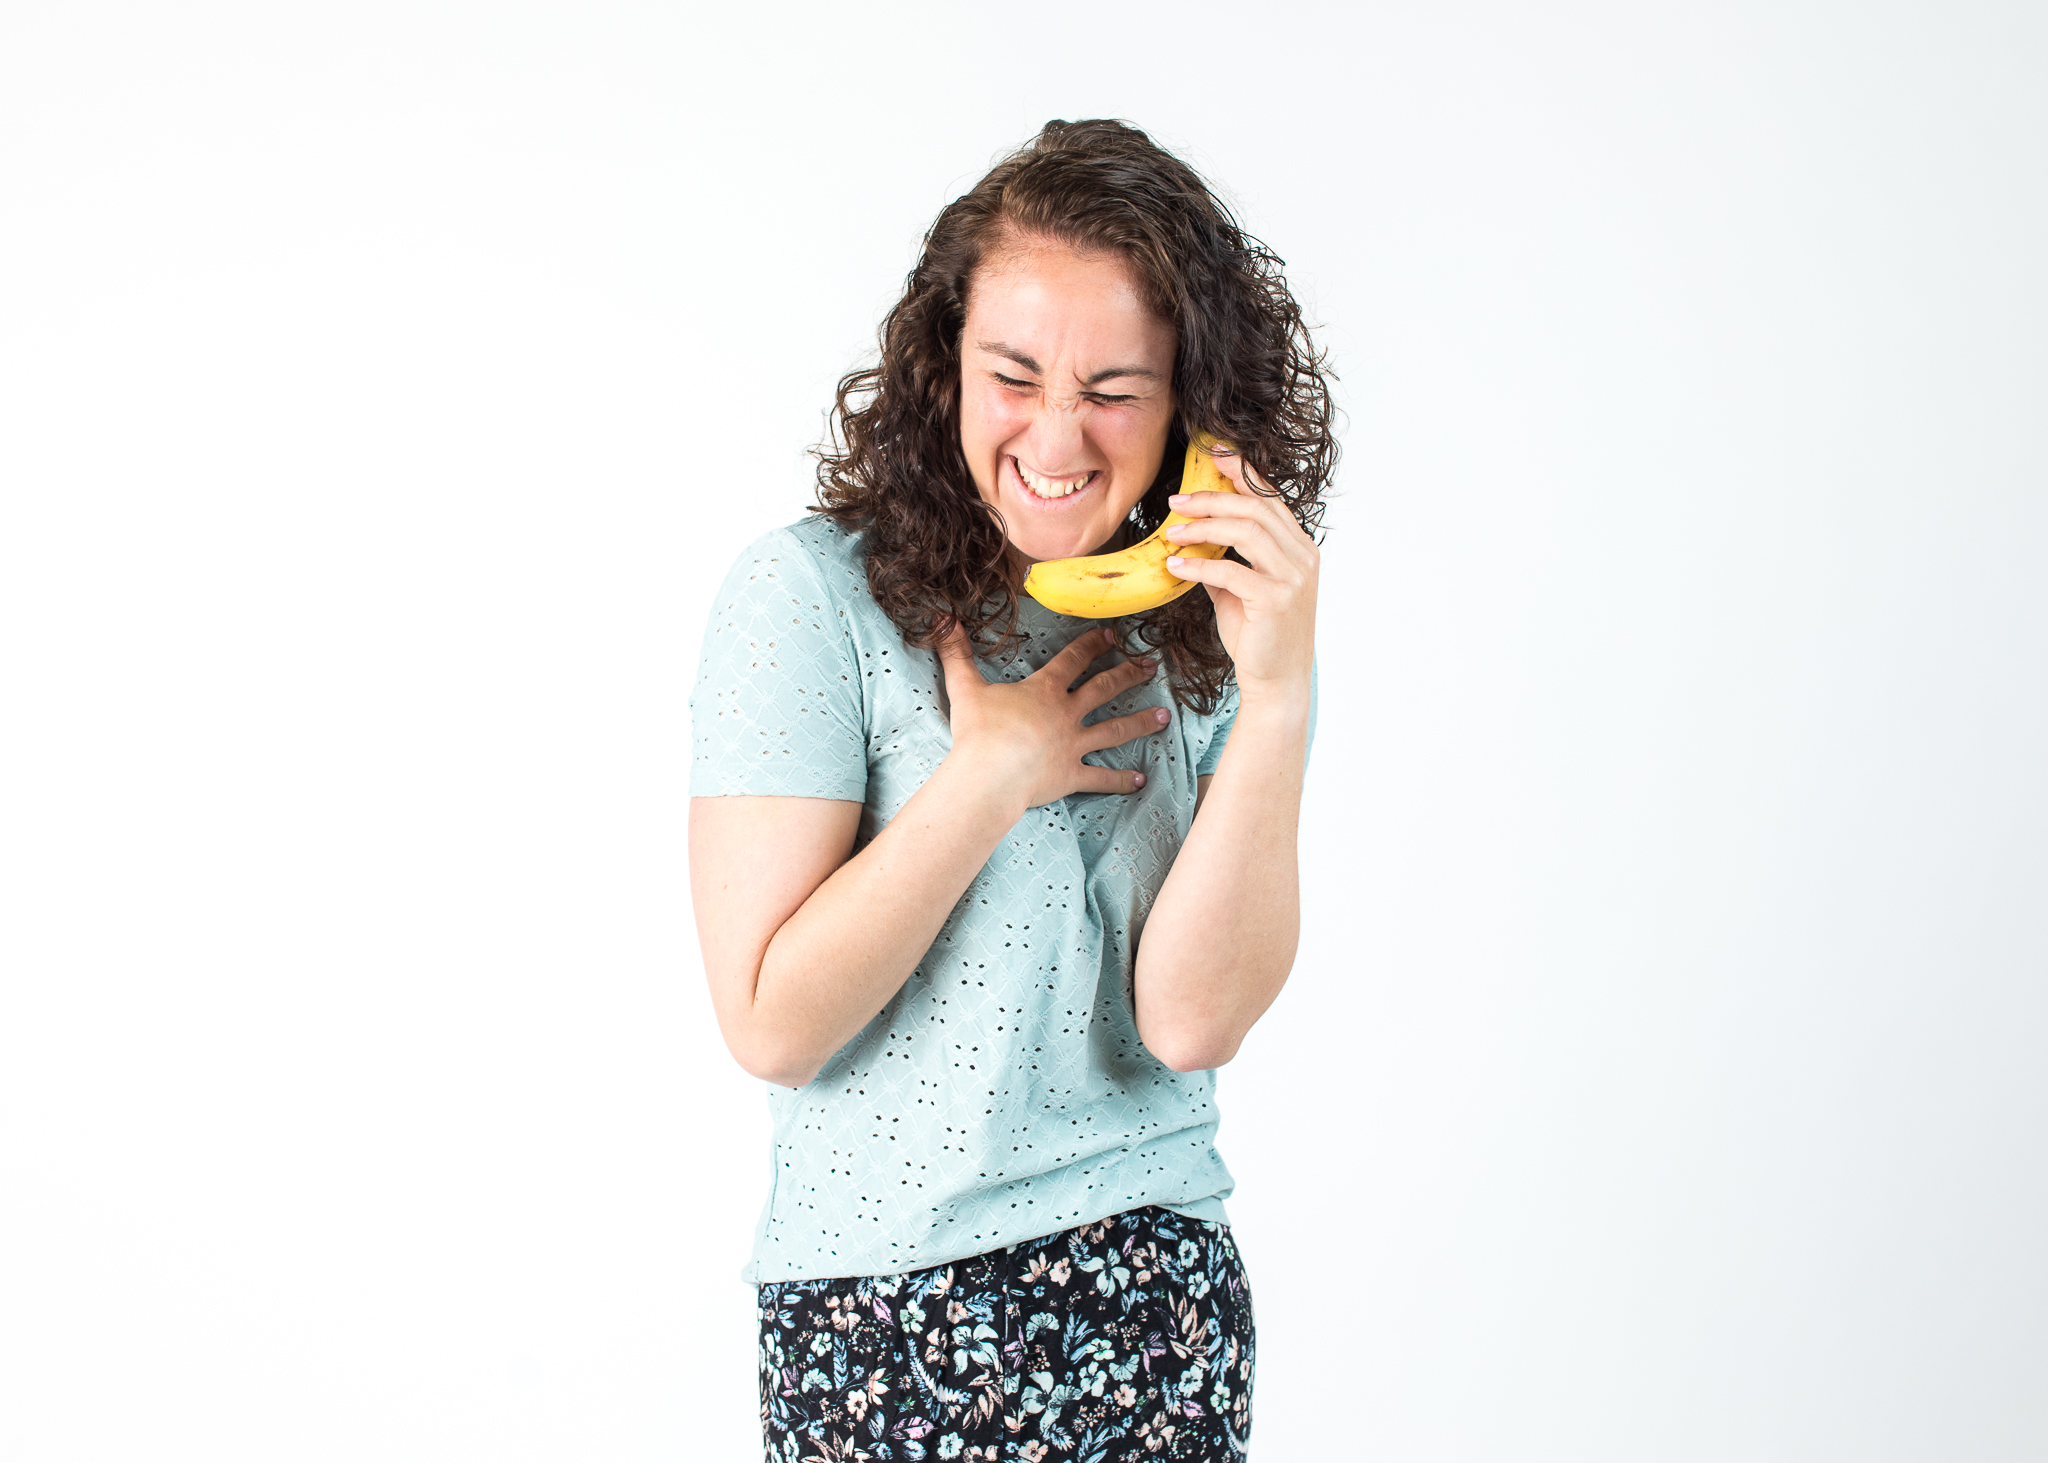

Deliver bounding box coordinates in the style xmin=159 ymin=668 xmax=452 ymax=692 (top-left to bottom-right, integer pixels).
xmin=757 ymin=1206 xmax=1255 ymax=1462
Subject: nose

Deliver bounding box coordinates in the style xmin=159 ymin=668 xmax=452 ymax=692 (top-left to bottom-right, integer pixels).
xmin=1018 ymin=394 xmax=1089 ymax=473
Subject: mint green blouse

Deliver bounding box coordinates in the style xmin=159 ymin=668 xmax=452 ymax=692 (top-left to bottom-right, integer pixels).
xmin=692 ymin=516 xmax=1305 ymax=1285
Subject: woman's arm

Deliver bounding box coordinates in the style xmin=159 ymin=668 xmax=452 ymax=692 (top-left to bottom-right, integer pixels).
xmin=693 ymin=627 xmax=1164 ymax=1088
xmin=1131 ymin=450 xmax=1321 ymax=1072
xmin=692 ymin=772 xmax=1021 ymax=1088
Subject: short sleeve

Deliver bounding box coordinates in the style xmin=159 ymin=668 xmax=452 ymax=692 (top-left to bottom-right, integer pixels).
xmin=689 ymin=529 xmax=869 ymax=801
xmin=1193 ymin=659 xmax=1319 ymax=778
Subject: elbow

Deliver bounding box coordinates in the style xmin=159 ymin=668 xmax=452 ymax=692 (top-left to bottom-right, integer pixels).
xmin=743 ymin=1055 xmax=823 ymax=1090
xmin=1139 ymin=1023 xmax=1243 ymax=1075
xmin=725 ymin=1026 xmax=826 ymax=1090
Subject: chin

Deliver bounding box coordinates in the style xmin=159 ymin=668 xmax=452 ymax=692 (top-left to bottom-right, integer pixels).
xmin=1011 ymin=526 xmax=1105 ymax=565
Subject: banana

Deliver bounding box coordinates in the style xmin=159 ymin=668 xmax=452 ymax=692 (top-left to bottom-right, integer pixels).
xmin=1021 ymin=433 xmax=1238 ymax=618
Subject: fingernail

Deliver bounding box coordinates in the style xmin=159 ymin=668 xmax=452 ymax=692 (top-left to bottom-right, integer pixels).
xmin=1132 ymin=772 xmax=1146 ymax=789
xmin=1154 ymin=708 xmax=1169 ymax=725
xmin=1165 ymin=555 xmax=1184 ymax=567
xmin=1140 ymin=655 xmax=1157 ymax=669
xmin=1168 ymin=494 xmax=1188 ymax=505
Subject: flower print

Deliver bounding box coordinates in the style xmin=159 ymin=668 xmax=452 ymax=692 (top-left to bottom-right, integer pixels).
xmin=952 ymin=1317 xmax=1000 ymax=1377
xmin=762 ymin=1208 xmax=1252 ymax=1463
xmin=845 ymin=1369 xmax=889 ymax=1422
xmin=802 ymin=1435 xmax=872 ymax=1463
xmin=1163 ymin=1295 xmax=1211 ymax=1361
xmin=1078 ymin=1254 xmax=1132 ymax=1297
xmin=1135 ymin=1413 xmax=1177 ymax=1453
xmin=762 ymin=1376 xmax=802 ymax=1433
xmin=764 ymin=1288 xmax=804 ymax=1331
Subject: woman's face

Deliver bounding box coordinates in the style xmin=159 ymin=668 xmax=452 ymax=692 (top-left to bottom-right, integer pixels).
xmin=958 ymin=238 xmax=1177 ymax=565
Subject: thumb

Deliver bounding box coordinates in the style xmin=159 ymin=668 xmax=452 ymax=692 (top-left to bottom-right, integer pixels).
xmin=935 ymin=623 xmax=986 ymax=700
xmin=1205 ymin=443 xmax=1249 ymax=493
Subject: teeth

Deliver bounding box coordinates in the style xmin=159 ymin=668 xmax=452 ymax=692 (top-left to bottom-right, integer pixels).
xmin=1017 ymin=461 xmax=1089 ymax=499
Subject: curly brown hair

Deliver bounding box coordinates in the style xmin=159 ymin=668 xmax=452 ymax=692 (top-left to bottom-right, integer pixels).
xmin=813 ymin=118 xmax=1337 ymax=712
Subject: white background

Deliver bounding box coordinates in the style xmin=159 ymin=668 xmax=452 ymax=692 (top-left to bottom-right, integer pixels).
xmin=4 ymin=2 xmax=2044 ymax=1459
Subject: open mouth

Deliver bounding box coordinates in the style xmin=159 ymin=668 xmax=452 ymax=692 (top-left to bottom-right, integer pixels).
xmin=1011 ymin=457 xmax=1098 ymax=501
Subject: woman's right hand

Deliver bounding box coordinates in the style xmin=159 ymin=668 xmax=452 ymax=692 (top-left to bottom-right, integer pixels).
xmin=937 ymin=625 xmax=1167 ymax=811
xmin=698 ymin=624 xmax=1165 ymax=1085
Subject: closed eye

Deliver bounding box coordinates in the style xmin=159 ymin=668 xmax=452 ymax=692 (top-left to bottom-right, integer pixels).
xmin=992 ymin=373 xmax=1134 ymax=406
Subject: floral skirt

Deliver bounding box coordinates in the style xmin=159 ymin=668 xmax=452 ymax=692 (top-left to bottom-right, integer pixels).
xmin=757 ymin=1206 xmax=1255 ymax=1462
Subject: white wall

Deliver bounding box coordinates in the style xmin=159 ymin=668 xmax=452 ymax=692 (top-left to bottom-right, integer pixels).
xmin=4 ymin=2 xmax=2044 ymax=1459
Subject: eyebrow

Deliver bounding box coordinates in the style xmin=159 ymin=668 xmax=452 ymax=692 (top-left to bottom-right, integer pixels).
xmin=974 ymin=340 xmax=1162 ymax=387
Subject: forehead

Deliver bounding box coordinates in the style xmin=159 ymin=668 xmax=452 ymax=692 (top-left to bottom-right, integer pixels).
xmin=963 ymin=238 xmax=1174 ymax=365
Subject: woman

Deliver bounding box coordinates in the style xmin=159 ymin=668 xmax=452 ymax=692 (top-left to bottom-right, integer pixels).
xmin=691 ymin=119 xmax=1334 ymax=1462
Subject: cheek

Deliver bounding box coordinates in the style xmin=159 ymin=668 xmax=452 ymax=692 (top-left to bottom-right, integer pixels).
xmin=962 ymin=385 xmax=1029 ymax=452
xmin=1095 ymin=409 xmax=1172 ymax=470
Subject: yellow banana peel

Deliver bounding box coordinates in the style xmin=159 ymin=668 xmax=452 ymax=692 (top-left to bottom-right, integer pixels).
xmin=1021 ymin=433 xmax=1237 ymax=618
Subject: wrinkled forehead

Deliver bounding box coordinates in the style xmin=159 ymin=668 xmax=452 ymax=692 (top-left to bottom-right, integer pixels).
xmin=961 ymin=234 xmax=1175 ymax=373
xmin=969 ymin=226 xmax=1165 ymax=313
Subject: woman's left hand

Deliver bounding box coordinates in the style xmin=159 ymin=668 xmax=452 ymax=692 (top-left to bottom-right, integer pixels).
xmin=1163 ymin=445 xmax=1319 ymax=699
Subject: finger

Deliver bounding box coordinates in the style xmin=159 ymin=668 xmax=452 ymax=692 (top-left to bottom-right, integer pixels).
xmin=1168 ymin=492 xmax=1317 ymax=572
xmin=934 ymin=625 xmax=987 ymax=698
xmin=1034 ymin=625 xmax=1117 ymax=685
xmin=1076 ymin=652 xmax=1158 ymax=713
xmin=1169 ymin=483 xmax=1283 ymax=516
xmin=1072 ymin=763 xmax=1148 ymax=796
xmin=1194 ymin=439 xmax=1281 ymax=496
xmin=1201 ymin=439 xmax=1248 ymax=492
xmin=1164 ymin=554 xmax=1269 ymax=601
xmin=1168 ymin=483 xmax=1308 ymax=538
xmin=1082 ymin=705 xmax=1172 ymax=755
xmin=1162 ymin=516 xmax=1293 ymax=573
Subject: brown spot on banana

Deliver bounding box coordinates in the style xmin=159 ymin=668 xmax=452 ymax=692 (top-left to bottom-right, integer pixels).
xmin=1022 ymin=433 xmax=1239 ymax=619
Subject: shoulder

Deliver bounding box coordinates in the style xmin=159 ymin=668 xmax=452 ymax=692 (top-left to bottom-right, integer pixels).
xmin=698 ymin=515 xmax=892 ymax=673
xmin=719 ymin=514 xmax=868 ymax=603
